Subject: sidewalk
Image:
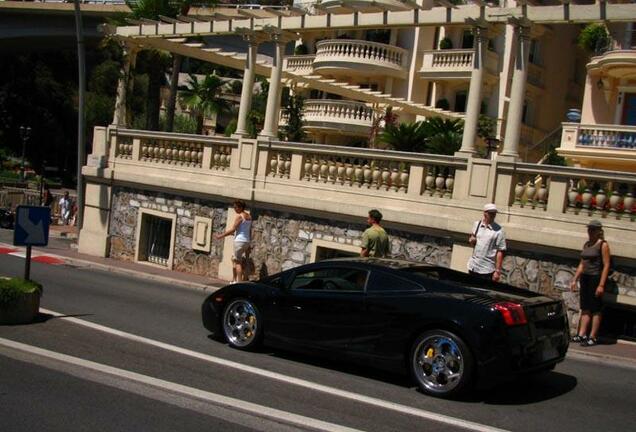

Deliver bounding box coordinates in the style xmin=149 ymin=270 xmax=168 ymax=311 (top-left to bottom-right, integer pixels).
xmin=3 ymin=235 xmax=636 ymax=368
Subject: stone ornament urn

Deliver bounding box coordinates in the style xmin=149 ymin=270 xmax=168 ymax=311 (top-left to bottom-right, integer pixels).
xmin=0 ymin=278 xmax=42 ymax=325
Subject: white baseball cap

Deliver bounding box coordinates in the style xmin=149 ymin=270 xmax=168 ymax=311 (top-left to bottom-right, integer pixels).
xmin=483 ymin=203 xmax=498 ymax=213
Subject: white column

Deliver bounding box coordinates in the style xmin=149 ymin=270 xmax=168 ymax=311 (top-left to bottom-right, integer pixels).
xmin=235 ymin=38 xmax=259 ymax=137
xmin=501 ymin=24 xmax=531 ymax=159
xmin=458 ymin=25 xmax=488 ymax=155
xmin=112 ymin=44 xmax=138 ymax=127
xmin=260 ymin=35 xmax=287 ymax=139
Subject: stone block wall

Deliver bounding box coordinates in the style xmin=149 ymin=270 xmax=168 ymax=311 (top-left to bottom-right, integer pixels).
xmin=108 ymin=187 xmax=228 ymax=277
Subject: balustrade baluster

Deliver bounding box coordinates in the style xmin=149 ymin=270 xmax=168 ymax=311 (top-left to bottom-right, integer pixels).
xmin=425 ymin=168 xmax=435 ymax=196
xmin=400 ymin=167 xmax=409 ymax=193
xmin=435 ymin=169 xmax=445 ymax=197
xmin=445 ymin=173 xmax=454 ymax=198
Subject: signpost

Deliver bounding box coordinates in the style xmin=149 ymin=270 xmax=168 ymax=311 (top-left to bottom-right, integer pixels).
xmin=13 ymin=206 xmax=50 ymax=281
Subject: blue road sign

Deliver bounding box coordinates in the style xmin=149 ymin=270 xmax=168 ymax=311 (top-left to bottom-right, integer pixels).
xmin=13 ymin=206 xmax=50 ymax=247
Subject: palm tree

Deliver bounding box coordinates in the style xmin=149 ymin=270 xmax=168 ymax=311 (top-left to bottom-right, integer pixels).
xmin=179 ymin=74 xmax=229 ymax=134
xmin=421 ymin=117 xmax=464 ymax=155
xmin=380 ymin=121 xmax=428 ymax=152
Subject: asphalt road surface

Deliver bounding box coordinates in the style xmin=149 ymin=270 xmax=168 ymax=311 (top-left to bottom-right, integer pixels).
xmin=1 ymin=253 xmax=635 ymax=432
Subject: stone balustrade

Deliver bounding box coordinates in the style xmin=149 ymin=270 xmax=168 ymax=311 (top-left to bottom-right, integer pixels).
xmin=562 ymin=123 xmax=636 ymax=150
xmin=313 ymin=39 xmax=408 ymax=77
xmin=283 ymin=55 xmax=315 ymax=75
xmin=303 ymin=99 xmax=374 ymax=127
xmin=88 ymin=126 xmax=636 ymax=261
xmin=419 ymin=49 xmax=498 ymax=79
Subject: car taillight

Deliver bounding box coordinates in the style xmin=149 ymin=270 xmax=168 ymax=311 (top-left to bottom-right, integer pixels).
xmin=493 ymin=302 xmax=527 ymax=326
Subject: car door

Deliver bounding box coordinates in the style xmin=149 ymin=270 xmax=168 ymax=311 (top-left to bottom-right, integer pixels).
xmin=275 ymin=265 xmax=369 ymax=353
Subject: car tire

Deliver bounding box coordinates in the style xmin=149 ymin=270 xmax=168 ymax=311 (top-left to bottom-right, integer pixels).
xmin=222 ymin=298 xmax=262 ymax=351
xmin=410 ymin=329 xmax=474 ymax=398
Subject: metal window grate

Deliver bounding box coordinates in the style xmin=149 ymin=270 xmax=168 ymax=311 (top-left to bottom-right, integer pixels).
xmin=145 ymin=216 xmax=171 ymax=267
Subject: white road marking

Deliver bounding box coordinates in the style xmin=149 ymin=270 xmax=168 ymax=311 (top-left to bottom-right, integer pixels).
xmin=40 ymin=308 xmax=510 ymax=432
xmin=0 ymin=337 xmax=365 ymax=432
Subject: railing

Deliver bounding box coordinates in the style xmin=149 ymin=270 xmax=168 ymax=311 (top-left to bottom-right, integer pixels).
xmin=264 ymin=142 xmax=462 ymax=198
xmin=110 ymin=128 xmax=238 ymax=171
xmin=303 ymin=99 xmax=374 ymax=129
xmin=419 ymin=49 xmax=498 ymax=77
xmin=314 ymin=39 xmax=408 ymax=74
xmin=561 ymin=123 xmax=636 ymax=151
xmin=284 ymin=55 xmax=315 ymax=74
xmin=505 ymin=162 xmax=636 ymax=221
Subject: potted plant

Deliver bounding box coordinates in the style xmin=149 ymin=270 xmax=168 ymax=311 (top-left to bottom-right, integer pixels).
xmin=577 ymin=23 xmax=609 ymax=54
xmin=294 ymin=44 xmax=309 ymax=55
xmin=439 ymin=37 xmax=453 ymax=50
xmin=0 ymin=277 xmax=42 ymax=325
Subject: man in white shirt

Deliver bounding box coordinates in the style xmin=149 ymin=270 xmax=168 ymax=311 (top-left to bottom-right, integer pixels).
xmin=468 ymin=203 xmax=507 ymax=282
xmin=59 ymin=191 xmax=71 ymax=225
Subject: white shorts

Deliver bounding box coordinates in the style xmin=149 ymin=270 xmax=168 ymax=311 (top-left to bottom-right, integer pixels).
xmin=233 ymin=241 xmax=250 ymax=262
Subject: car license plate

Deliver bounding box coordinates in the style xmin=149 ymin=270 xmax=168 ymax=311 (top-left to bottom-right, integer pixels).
xmin=541 ymin=343 xmax=559 ymax=362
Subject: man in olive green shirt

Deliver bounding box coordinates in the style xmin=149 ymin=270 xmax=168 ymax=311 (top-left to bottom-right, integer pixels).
xmin=361 ymin=209 xmax=390 ymax=258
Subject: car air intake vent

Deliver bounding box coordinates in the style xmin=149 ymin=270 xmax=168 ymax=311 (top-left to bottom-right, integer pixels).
xmin=465 ymin=296 xmax=497 ymax=307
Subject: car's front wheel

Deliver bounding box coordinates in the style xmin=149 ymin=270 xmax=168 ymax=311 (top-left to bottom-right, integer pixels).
xmin=410 ymin=329 xmax=473 ymax=398
xmin=222 ymin=299 xmax=262 ymax=350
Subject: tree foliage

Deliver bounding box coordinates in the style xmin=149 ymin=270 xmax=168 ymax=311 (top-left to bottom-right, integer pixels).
xmin=380 ymin=117 xmax=464 ymax=155
xmin=282 ymin=94 xmax=305 ymax=142
xmin=179 ymin=74 xmax=230 ymax=134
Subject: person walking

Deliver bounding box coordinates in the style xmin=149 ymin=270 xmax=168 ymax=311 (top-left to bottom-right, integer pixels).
xmin=215 ymin=200 xmax=253 ymax=283
xmin=59 ymin=191 xmax=72 ymax=225
xmin=468 ymin=203 xmax=507 ymax=282
xmin=570 ymin=220 xmax=611 ymax=347
xmin=361 ymin=209 xmax=390 ymax=258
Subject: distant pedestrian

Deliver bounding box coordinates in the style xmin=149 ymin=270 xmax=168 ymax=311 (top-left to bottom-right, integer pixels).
xmin=215 ymin=200 xmax=253 ymax=283
xmin=361 ymin=209 xmax=390 ymax=258
xmin=42 ymin=185 xmax=53 ymax=208
xmin=570 ymin=220 xmax=611 ymax=347
xmin=59 ymin=191 xmax=72 ymax=225
xmin=468 ymin=203 xmax=506 ymax=282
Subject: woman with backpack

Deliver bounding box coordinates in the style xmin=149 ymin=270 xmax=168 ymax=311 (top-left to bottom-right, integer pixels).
xmin=570 ymin=220 xmax=612 ymax=347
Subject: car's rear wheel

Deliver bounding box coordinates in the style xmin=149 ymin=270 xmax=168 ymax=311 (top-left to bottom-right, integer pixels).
xmin=222 ymin=299 xmax=262 ymax=350
xmin=410 ymin=330 xmax=473 ymax=398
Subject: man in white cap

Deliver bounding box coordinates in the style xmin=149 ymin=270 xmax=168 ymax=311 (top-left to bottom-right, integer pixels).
xmin=468 ymin=203 xmax=507 ymax=282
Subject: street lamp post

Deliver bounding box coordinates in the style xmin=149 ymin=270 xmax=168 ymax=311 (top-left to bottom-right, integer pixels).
xmin=19 ymin=126 xmax=31 ymax=182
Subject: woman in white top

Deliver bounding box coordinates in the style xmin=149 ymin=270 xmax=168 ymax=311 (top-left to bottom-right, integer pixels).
xmin=215 ymin=200 xmax=252 ymax=283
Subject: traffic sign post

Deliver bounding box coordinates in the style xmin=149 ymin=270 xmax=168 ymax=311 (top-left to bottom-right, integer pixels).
xmin=13 ymin=206 xmax=50 ymax=281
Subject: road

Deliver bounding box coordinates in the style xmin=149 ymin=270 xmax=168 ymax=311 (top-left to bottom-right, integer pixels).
xmin=1 ymin=252 xmax=635 ymax=432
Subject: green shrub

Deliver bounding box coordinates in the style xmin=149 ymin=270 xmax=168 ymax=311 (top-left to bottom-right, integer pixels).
xmin=577 ymin=23 xmax=609 ymax=53
xmin=435 ymin=98 xmax=450 ymax=110
xmin=0 ymin=278 xmax=42 ymax=305
xmin=294 ymin=44 xmax=309 ymax=55
xmin=439 ymin=37 xmax=453 ymax=50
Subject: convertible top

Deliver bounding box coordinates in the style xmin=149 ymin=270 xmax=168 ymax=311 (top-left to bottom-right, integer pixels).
xmin=322 ymin=257 xmax=435 ymax=270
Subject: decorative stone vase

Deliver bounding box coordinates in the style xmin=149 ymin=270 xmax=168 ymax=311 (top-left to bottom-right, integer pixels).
xmin=0 ymin=291 xmax=41 ymax=325
xmin=566 ymin=109 xmax=582 ymax=123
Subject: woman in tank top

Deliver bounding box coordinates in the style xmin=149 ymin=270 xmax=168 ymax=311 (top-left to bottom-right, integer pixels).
xmin=215 ymin=200 xmax=252 ymax=283
xmin=569 ymin=219 xmax=611 ymax=346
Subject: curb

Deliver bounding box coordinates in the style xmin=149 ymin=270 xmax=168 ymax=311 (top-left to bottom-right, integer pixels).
xmin=566 ymin=348 xmax=636 ymax=370
xmin=59 ymin=255 xmax=223 ymax=293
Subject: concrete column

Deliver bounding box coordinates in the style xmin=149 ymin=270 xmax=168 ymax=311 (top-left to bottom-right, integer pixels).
xmin=235 ymin=38 xmax=259 ymax=137
xmin=458 ymin=25 xmax=488 ymax=155
xmin=501 ymin=24 xmax=531 ymax=159
xmin=112 ymin=44 xmax=138 ymax=127
xmin=260 ymin=36 xmax=287 ymax=139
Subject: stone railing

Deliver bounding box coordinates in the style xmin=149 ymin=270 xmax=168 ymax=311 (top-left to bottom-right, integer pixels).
xmin=503 ymin=162 xmax=636 ymax=222
xmin=419 ymin=49 xmax=498 ymax=78
xmin=313 ymin=39 xmax=408 ymax=76
xmin=303 ymin=99 xmax=374 ymax=128
xmin=262 ymin=141 xmax=462 ymax=199
xmin=284 ymin=55 xmax=315 ymax=75
xmin=108 ymin=128 xmax=238 ymax=172
xmin=561 ymin=123 xmax=636 ymax=150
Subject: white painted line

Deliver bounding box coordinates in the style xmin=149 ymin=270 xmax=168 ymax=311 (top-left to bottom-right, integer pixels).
xmin=0 ymin=337 xmax=364 ymax=432
xmin=40 ymin=308 xmax=510 ymax=432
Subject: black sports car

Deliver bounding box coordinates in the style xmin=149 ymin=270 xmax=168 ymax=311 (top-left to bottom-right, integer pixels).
xmin=201 ymin=258 xmax=569 ymax=398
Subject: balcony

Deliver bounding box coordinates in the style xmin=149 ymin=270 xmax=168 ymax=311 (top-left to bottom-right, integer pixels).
xmin=282 ymin=99 xmax=374 ymax=137
xmin=419 ymin=49 xmax=498 ymax=81
xmin=559 ymin=123 xmax=636 ymax=171
xmin=312 ymin=39 xmax=408 ymax=79
xmin=284 ymin=54 xmax=315 ymax=76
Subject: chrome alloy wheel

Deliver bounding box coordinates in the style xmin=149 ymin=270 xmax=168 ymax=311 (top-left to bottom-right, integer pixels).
xmin=412 ymin=335 xmax=465 ymax=394
xmin=223 ymin=300 xmax=259 ymax=348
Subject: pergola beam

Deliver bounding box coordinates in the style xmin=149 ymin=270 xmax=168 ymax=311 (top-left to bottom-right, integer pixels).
xmin=113 ymin=4 xmax=636 ymax=39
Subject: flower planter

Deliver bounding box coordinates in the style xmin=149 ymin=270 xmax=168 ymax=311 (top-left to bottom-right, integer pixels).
xmin=0 ymin=291 xmax=41 ymax=325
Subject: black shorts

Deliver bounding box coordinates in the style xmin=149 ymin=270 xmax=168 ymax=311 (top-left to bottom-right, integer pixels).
xmin=469 ymin=270 xmax=494 ymax=281
xmin=580 ymin=274 xmax=604 ymax=314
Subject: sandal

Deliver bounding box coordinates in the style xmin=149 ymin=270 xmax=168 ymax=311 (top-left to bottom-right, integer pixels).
xmin=571 ymin=335 xmax=587 ymax=343
xmin=581 ymin=337 xmax=598 ymax=347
